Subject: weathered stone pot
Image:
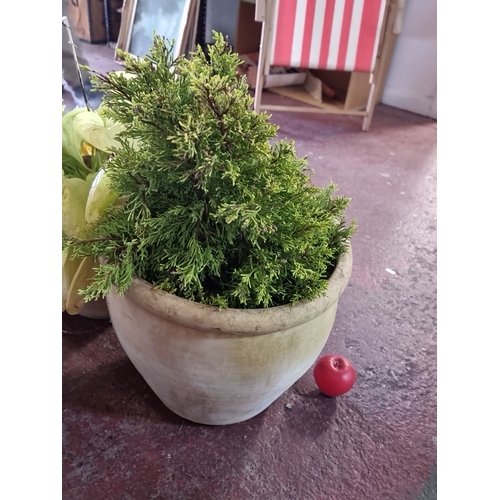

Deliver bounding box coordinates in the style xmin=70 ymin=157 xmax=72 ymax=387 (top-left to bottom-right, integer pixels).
xmin=106 ymin=247 xmax=352 ymax=425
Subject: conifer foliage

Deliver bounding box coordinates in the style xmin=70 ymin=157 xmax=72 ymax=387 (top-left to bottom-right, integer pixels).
xmin=66 ymin=33 xmax=356 ymax=309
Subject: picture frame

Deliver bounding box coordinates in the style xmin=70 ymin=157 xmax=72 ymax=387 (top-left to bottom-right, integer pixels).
xmin=115 ymin=0 xmax=196 ymax=63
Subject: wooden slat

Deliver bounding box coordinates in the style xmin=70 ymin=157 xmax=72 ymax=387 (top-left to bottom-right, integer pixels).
xmin=267 ymin=86 xmax=365 ymax=114
xmin=254 ymin=0 xmax=275 ymax=112
xmin=362 ymin=74 xmax=377 ymax=131
xmin=115 ymin=0 xmax=138 ymax=63
xmin=261 ymin=104 xmax=366 ymax=115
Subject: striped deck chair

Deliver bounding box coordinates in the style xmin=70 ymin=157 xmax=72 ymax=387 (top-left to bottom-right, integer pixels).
xmin=253 ymin=0 xmax=388 ymax=131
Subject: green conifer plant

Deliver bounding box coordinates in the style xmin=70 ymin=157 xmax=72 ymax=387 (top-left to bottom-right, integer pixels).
xmin=66 ymin=32 xmax=356 ymax=309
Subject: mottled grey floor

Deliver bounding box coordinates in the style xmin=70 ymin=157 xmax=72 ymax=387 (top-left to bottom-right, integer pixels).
xmin=63 ymin=41 xmax=437 ymax=500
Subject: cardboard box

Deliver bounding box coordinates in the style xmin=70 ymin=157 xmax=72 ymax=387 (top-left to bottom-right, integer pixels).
xmin=68 ymin=0 xmax=122 ymax=44
xmin=234 ymin=2 xmax=342 ymax=108
xmin=238 ymin=53 xmax=307 ymax=90
xmin=237 ymin=52 xmax=338 ymax=106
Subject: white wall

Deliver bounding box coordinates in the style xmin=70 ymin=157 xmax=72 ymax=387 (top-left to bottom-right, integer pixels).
xmin=382 ymin=0 xmax=437 ymax=119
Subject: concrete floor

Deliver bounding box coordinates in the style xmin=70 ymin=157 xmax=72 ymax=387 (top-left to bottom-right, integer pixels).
xmin=63 ymin=41 xmax=437 ymax=500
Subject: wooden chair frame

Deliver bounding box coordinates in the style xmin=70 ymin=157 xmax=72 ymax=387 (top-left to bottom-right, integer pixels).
xmin=253 ymin=0 xmax=398 ymax=131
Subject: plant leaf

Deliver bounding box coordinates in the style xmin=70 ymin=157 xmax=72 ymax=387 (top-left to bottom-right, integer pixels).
xmin=62 ymin=107 xmax=87 ymax=167
xmin=80 ymin=142 xmax=93 ymax=157
xmin=85 ymin=169 xmax=119 ymax=224
xmin=73 ymin=111 xmax=124 ymax=153
xmin=65 ymin=256 xmax=97 ymax=314
xmin=62 ymin=175 xmax=92 ymax=237
xmin=62 ymin=153 xmax=86 ymax=178
xmin=62 ymin=249 xmax=83 ymax=312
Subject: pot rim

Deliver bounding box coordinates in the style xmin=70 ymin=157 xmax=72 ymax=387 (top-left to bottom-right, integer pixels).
xmin=112 ymin=245 xmax=353 ymax=335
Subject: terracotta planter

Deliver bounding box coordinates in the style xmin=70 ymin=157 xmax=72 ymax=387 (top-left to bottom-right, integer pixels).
xmin=78 ymin=297 xmax=110 ymax=320
xmin=106 ymin=247 xmax=352 ymax=425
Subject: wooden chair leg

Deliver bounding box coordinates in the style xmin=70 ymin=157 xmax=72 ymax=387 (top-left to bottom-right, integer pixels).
xmin=362 ymin=73 xmax=377 ymax=131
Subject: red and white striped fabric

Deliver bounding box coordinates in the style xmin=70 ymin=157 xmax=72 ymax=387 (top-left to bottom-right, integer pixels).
xmin=269 ymin=0 xmax=387 ymax=72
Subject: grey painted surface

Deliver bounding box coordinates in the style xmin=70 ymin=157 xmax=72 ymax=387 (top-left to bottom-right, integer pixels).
xmin=204 ymin=0 xmax=241 ymax=45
